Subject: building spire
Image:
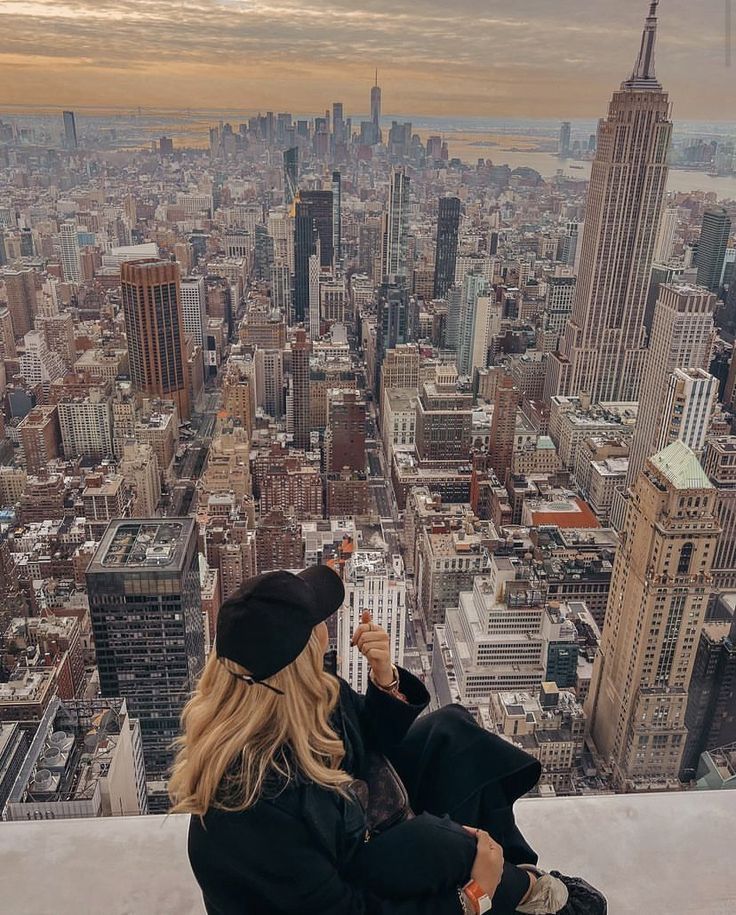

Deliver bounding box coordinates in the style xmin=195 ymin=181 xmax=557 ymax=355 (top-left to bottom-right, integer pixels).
xmin=624 ymin=1 xmax=662 ymax=89
xmin=375 ymin=69 xmax=378 ymax=87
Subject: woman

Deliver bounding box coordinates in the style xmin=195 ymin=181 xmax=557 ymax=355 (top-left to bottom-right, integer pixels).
xmin=171 ymin=565 xmax=606 ymax=915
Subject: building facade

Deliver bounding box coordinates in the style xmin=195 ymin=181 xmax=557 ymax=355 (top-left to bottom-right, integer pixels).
xmin=586 ymin=441 xmax=720 ymax=790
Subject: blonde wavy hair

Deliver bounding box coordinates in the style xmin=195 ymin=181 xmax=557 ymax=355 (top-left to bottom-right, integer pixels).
xmin=169 ymin=629 xmax=352 ymax=816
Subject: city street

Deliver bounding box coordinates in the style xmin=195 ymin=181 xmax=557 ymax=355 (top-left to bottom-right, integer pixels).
xmin=166 ymin=388 xmax=221 ymax=517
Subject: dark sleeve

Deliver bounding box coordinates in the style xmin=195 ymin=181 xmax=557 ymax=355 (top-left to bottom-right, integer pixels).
xmin=209 ymin=802 xmax=464 ymax=915
xmin=352 ymin=667 xmax=430 ymax=753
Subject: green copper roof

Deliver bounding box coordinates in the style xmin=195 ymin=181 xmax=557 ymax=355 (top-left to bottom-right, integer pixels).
xmin=649 ymin=440 xmax=712 ymax=491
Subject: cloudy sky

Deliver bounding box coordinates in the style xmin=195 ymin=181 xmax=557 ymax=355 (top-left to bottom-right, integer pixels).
xmin=0 ymin=0 xmax=732 ymax=119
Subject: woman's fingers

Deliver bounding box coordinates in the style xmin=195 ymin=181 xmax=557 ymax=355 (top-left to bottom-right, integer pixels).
xmin=364 ymin=647 xmax=391 ymax=664
xmin=351 ymin=622 xmax=374 ymax=645
xmin=356 ymin=631 xmax=389 ymax=651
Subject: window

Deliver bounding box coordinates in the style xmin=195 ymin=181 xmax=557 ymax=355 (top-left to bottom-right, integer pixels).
xmin=678 ymin=542 xmax=694 ymax=575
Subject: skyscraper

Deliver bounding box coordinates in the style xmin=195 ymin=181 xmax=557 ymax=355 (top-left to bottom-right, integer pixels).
xmin=338 ymin=551 xmax=406 ymax=692
xmin=3 ymin=267 xmax=36 ymax=337
xmin=332 ymin=102 xmax=344 ymax=147
xmin=284 ymin=147 xmax=299 ymax=206
xmin=696 ymin=207 xmax=731 ymax=293
xmin=653 ymin=206 xmax=679 ymax=263
xmin=547 ymin=2 xmax=672 ymax=403
xmin=121 ymin=259 xmax=191 ymax=420
xmin=293 ymin=203 xmax=317 ymax=323
xmin=62 ymin=111 xmax=77 ymax=149
xmin=433 ymin=197 xmax=461 ymax=299
xmin=297 ymin=190 xmax=333 ymax=268
xmin=679 ymin=613 xmax=736 ymax=781
xmin=559 ymin=121 xmax=571 ymax=158
xmin=626 ymin=283 xmax=716 ymax=485
xmin=658 ymin=368 xmax=718 ymax=457
xmin=332 ymin=171 xmax=342 ymax=267
xmin=86 ymin=519 xmax=204 ymax=799
xmin=325 ymin=390 xmax=367 ymax=474
xmin=489 ymin=373 xmax=521 ymax=484
xmin=180 ymin=276 xmax=207 ymax=349
xmin=381 ymin=168 xmax=410 ymax=280
xmin=702 ymin=436 xmax=736 ymax=591
xmin=370 ymin=71 xmax=382 ymax=144
xmin=377 ymin=282 xmax=415 ymax=351
xmin=59 ymin=222 xmax=81 ymax=284
xmin=308 ymin=252 xmax=320 ymax=340
xmin=586 ymin=441 xmax=719 ymax=791
xmin=291 ymin=328 xmax=312 ymax=450
xmin=456 ymin=273 xmax=491 ymax=377
xmin=560 ymin=220 xmax=582 ymax=271
xmin=544 ymin=276 xmax=577 ymax=343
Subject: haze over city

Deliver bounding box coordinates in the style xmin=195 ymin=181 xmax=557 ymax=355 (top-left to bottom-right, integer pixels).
xmin=0 ymin=0 xmax=732 ymax=118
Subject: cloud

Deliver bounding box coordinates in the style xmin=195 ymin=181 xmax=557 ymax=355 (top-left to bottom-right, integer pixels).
xmin=0 ymin=0 xmax=731 ymax=119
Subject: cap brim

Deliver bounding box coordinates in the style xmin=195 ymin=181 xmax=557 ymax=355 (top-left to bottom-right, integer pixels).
xmin=298 ymin=564 xmax=345 ymax=624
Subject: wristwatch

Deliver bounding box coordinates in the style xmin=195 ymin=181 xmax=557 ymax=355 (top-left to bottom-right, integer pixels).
xmin=460 ymin=879 xmax=492 ymax=914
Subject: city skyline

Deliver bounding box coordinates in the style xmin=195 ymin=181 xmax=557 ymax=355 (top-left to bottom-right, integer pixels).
xmin=0 ymin=0 xmax=732 ymax=120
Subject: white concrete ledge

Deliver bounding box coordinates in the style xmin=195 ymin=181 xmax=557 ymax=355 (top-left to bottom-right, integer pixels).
xmin=0 ymin=792 xmax=734 ymax=914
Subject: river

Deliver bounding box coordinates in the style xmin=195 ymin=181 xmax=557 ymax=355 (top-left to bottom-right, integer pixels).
xmin=437 ymin=141 xmax=736 ymax=199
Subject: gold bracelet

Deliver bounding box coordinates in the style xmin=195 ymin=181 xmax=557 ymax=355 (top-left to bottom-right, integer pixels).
xmin=370 ymin=664 xmax=399 ymax=691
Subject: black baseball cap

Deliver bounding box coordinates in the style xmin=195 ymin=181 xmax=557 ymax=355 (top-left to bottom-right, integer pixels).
xmin=215 ymin=565 xmax=345 ymax=684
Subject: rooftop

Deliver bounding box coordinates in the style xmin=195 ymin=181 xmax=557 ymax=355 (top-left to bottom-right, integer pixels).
xmin=649 ymin=440 xmax=713 ymax=491
xmin=88 ymin=518 xmax=195 ymax=572
xmin=0 ymin=793 xmax=733 ymax=914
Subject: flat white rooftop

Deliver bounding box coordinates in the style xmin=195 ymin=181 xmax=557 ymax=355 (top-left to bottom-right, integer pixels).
xmin=0 ymin=792 xmax=733 ymax=913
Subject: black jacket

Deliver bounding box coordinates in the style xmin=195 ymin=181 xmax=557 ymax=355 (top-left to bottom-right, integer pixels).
xmin=187 ymin=668 xmax=476 ymax=914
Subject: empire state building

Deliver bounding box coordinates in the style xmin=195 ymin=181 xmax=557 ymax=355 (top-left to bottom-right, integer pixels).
xmin=546 ymin=2 xmax=672 ymax=404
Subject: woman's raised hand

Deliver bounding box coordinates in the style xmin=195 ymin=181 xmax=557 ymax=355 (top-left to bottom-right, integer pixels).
xmin=351 ymin=610 xmax=394 ymax=687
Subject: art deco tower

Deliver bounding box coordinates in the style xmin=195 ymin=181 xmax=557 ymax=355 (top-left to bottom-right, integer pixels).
xmin=586 ymin=441 xmax=720 ymax=790
xmin=547 ymin=2 xmax=672 ymax=403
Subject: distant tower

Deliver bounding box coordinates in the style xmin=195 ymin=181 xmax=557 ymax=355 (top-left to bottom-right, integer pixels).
xmin=457 ymin=273 xmax=492 ymax=377
xmin=293 ymin=202 xmax=316 ymax=324
xmin=299 ymin=190 xmax=333 ymax=267
xmin=62 ymin=111 xmax=78 ymax=149
xmin=381 ymin=168 xmax=410 ymax=279
xmin=291 ymin=328 xmax=312 ymax=450
xmin=3 ymin=267 xmax=36 ymax=337
xmin=284 ymin=147 xmax=299 ymax=207
xmin=59 ymin=221 xmax=81 ymax=284
xmin=332 ymin=171 xmax=342 ymax=267
xmin=653 ymin=206 xmax=679 ymax=264
xmin=332 ymin=102 xmax=344 ymax=147
xmin=489 ymin=373 xmax=520 ymax=484
xmin=121 ymin=259 xmax=191 ymax=420
xmin=547 ymin=1 xmax=672 ymax=403
xmin=559 ymin=121 xmax=572 ymax=158
xmin=308 ymin=251 xmax=321 ymax=340
xmin=625 ymin=283 xmax=716 ymax=486
xmin=180 ymin=275 xmax=207 ymax=349
xmin=696 ymin=207 xmax=731 ymax=293
xmin=586 ymin=441 xmax=719 ymax=791
xmin=293 ymin=190 xmax=333 ymax=323
xmin=370 ymin=71 xmax=382 ymax=144
xmin=433 ymin=196 xmax=461 ymax=299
